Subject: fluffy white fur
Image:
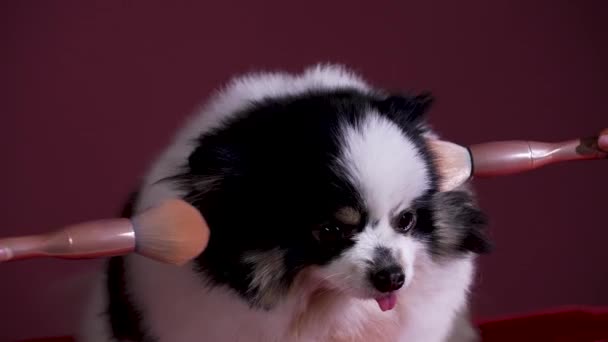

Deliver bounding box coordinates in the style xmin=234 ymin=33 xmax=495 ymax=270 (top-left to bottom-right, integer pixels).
xmin=79 ymin=64 xmax=478 ymax=342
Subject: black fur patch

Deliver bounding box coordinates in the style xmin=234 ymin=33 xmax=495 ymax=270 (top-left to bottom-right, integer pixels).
xmin=168 ymin=88 xmax=440 ymax=308
xmin=414 ymin=190 xmax=491 ymax=257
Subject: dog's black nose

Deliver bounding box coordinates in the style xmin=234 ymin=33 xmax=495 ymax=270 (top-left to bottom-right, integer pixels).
xmin=371 ymin=266 xmax=405 ymax=293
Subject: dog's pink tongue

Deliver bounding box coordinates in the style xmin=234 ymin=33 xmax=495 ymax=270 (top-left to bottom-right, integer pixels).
xmin=375 ymin=293 xmax=397 ymax=312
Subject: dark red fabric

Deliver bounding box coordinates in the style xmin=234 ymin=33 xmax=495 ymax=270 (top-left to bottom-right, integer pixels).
xmin=476 ymin=307 xmax=608 ymax=342
xmin=17 ymin=307 xmax=608 ymax=342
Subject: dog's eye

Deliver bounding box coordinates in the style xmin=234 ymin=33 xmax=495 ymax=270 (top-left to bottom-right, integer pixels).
xmin=313 ymin=223 xmax=356 ymax=243
xmin=395 ymin=210 xmax=417 ymax=232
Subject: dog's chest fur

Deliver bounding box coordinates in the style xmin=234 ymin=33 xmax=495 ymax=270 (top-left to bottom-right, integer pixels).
xmin=119 ymin=250 xmax=474 ymax=342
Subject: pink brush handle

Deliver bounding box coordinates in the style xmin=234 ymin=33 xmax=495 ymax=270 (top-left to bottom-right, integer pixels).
xmin=0 ymin=218 xmax=135 ymax=262
xmin=470 ymin=132 xmax=608 ymax=177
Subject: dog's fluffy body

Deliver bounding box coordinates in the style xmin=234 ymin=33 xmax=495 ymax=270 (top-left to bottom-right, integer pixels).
xmin=79 ymin=65 xmax=489 ymax=342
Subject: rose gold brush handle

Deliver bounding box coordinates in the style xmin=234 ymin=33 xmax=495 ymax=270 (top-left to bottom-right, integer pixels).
xmin=470 ymin=130 xmax=608 ymax=177
xmin=0 ymin=219 xmax=135 ymax=262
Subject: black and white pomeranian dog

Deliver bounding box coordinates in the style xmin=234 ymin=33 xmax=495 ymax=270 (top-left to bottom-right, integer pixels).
xmin=80 ymin=64 xmax=491 ymax=342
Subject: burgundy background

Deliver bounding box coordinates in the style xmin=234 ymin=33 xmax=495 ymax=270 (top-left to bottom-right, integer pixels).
xmin=1 ymin=1 xmax=607 ymax=340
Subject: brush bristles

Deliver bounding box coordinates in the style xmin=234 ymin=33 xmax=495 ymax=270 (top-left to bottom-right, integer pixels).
xmin=427 ymin=140 xmax=473 ymax=192
xmin=132 ymin=199 xmax=209 ymax=265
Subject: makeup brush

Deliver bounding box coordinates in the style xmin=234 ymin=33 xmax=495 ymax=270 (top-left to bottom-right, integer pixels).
xmin=0 ymin=199 xmax=209 ymax=265
xmin=429 ymin=128 xmax=608 ymax=191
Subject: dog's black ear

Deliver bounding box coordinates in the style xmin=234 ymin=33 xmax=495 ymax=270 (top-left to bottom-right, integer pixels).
xmin=455 ymin=203 xmax=492 ymax=254
xmin=188 ymin=144 xmax=213 ymax=175
xmin=461 ymin=223 xmax=493 ymax=254
xmin=187 ymin=141 xmax=240 ymax=176
xmin=375 ymin=92 xmax=434 ymax=129
xmin=156 ymin=139 xmax=238 ymax=198
xmin=429 ymin=190 xmax=492 ymax=256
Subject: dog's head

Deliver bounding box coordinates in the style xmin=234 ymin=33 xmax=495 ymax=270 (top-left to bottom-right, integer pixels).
xmin=166 ymin=66 xmax=490 ymax=311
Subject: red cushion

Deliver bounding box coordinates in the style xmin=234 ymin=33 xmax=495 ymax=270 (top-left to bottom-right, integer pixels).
xmin=477 ymin=306 xmax=608 ymax=342
xmin=17 ymin=307 xmax=608 ymax=342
